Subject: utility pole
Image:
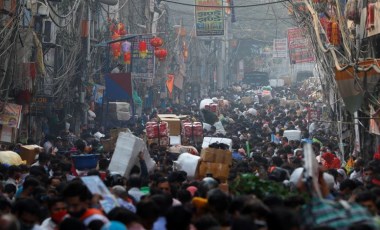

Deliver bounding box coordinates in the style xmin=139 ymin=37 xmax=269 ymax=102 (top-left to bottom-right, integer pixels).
xmin=82 ymin=2 xmax=91 ymax=126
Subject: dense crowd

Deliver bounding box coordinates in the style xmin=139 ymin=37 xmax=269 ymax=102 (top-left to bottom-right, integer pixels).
xmin=0 ymin=82 xmax=380 ymax=230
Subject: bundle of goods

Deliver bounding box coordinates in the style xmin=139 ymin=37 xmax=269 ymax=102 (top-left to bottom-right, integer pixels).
xmin=101 ymin=128 xmax=130 ymax=153
xmin=146 ymin=121 xmax=169 ymax=139
xmin=197 ymin=142 xmax=232 ymax=182
xmin=146 ymin=121 xmax=170 ymax=146
xmin=204 ymin=103 xmax=219 ymax=115
xmin=20 ymin=145 xmax=43 ymax=165
xmin=157 ymin=114 xmax=182 ymax=136
xmin=0 ymin=151 xmax=26 ymax=165
xmin=182 ymin=121 xmax=203 ymax=143
xmin=108 ymin=102 xmax=131 ymax=121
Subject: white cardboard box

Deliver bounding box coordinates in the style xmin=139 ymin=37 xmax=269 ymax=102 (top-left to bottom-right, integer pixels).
xmin=202 ymin=137 xmax=233 ymax=151
xmin=108 ymin=132 xmax=156 ymax=178
xmin=283 ymin=130 xmax=302 ymax=141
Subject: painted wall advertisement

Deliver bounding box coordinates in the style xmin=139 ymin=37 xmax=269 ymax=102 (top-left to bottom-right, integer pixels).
xmin=195 ymin=0 xmax=225 ymax=36
xmin=287 ymin=28 xmax=315 ymax=64
xmin=0 ymin=102 xmax=22 ymax=129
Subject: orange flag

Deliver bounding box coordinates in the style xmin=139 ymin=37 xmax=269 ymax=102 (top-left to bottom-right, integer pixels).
xmin=166 ymin=74 xmax=174 ymax=97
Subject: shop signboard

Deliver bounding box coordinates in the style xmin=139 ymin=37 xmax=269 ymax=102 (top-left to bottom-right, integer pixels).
xmin=273 ymin=38 xmax=288 ymax=58
xmin=195 ymin=0 xmax=225 ymax=36
xmin=287 ymin=28 xmax=315 ymax=64
xmin=30 ymin=96 xmax=51 ymax=114
xmin=0 ymin=102 xmax=22 ymax=129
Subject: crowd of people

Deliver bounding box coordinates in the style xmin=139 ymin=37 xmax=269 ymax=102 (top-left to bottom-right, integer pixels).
xmin=0 ymin=82 xmax=380 ymax=230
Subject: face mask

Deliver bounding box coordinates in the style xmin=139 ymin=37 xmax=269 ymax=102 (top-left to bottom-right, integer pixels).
xmin=51 ymin=210 xmax=67 ymax=223
xmin=69 ymin=209 xmax=86 ymax=218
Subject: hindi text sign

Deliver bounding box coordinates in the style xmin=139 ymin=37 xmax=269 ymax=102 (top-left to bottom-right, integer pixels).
xmin=195 ymin=0 xmax=225 ymax=36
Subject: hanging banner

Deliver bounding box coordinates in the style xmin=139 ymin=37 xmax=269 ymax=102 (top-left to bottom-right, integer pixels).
xmin=287 ymin=28 xmax=315 ymax=64
xmin=334 ymin=59 xmax=380 ymax=114
xmin=273 ymin=38 xmax=288 ymax=58
xmin=131 ymin=35 xmax=155 ymax=79
xmin=166 ymin=74 xmax=174 ymax=97
xmin=105 ymin=73 xmax=133 ymax=101
xmin=0 ymin=102 xmax=22 ymax=129
xmin=195 ymin=0 xmax=225 ymax=36
xmin=370 ymin=105 xmax=380 ymax=135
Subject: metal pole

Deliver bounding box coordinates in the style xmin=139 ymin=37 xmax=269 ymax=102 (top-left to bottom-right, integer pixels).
xmin=83 ymin=3 xmax=91 ymax=126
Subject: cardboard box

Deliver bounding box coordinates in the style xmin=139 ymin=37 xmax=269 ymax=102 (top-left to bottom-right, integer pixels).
xmin=283 ymin=130 xmax=302 ymax=141
xmin=108 ymin=132 xmax=156 ymax=178
xmin=101 ymin=138 xmax=115 ymax=152
xmin=19 ymin=145 xmax=41 ymax=165
xmin=198 ymin=162 xmax=229 ymax=181
xmin=201 ymin=148 xmax=232 ymax=164
xmin=108 ymin=102 xmax=131 ymax=121
xmin=110 ymin=128 xmax=130 ymax=140
xmin=161 ymin=118 xmax=181 ymax=136
xmin=202 ymin=137 xmax=232 ymax=151
xmin=241 ymin=97 xmax=253 ymax=105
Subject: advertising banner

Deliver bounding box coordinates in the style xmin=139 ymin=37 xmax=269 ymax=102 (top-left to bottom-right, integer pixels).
xmin=287 ymin=28 xmax=315 ymax=64
xmin=0 ymin=102 xmax=22 ymax=128
xmin=273 ymin=38 xmax=288 ymax=58
xmin=195 ymin=0 xmax=225 ymax=36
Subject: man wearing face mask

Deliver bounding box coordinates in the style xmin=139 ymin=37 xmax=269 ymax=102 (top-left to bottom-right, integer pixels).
xmin=12 ymin=198 xmax=42 ymax=230
xmin=62 ymin=181 xmax=108 ymax=227
xmin=41 ymin=196 xmax=67 ymax=230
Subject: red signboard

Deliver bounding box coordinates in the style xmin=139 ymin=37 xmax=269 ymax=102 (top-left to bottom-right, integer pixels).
xmin=287 ymin=28 xmax=315 ymax=64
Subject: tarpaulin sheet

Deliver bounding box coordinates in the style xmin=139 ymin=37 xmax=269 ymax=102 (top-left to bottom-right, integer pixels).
xmin=105 ymin=73 xmax=132 ymax=101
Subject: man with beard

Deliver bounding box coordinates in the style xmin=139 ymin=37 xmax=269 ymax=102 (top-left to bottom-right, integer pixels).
xmin=62 ymin=181 xmax=108 ymax=228
xmin=12 ymin=198 xmax=42 ymax=230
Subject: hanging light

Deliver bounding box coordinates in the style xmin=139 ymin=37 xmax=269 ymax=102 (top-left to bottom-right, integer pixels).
xmin=111 ymin=33 xmax=121 ymax=58
xmin=150 ymin=37 xmax=164 ymax=49
xmin=139 ymin=40 xmax=148 ymax=58
xmin=183 ymin=48 xmax=188 ymax=61
xmin=154 ymin=48 xmax=168 ymax=61
xmin=331 ymin=21 xmax=341 ymax=46
xmin=124 ymin=52 xmax=131 ymax=64
xmin=117 ymin=23 xmax=127 ymax=35
xmin=122 ymin=41 xmax=131 ymax=53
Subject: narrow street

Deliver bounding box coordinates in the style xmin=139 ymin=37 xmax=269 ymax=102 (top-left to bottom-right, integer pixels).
xmin=1 ymin=0 xmax=380 ymax=229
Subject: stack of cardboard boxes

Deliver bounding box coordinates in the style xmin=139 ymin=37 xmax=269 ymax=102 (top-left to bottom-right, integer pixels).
xmin=198 ymin=147 xmax=232 ymax=182
xmin=101 ymin=128 xmax=130 ymax=152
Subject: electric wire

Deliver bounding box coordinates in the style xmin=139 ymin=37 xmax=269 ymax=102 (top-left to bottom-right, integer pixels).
xmin=44 ymin=0 xmax=81 ymax=19
xmin=163 ymin=0 xmax=290 ymax=8
xmin=48 ymin=1 xmax=81 ymax=28
xmin=100 ymin=0 xmax=129 ymax=15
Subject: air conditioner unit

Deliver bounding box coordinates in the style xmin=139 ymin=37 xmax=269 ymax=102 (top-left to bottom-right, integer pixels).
xmin=38 ymin=4 xmax=49 ymax=16
xmin=42 ymin=19 xmax=56 ymax=44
